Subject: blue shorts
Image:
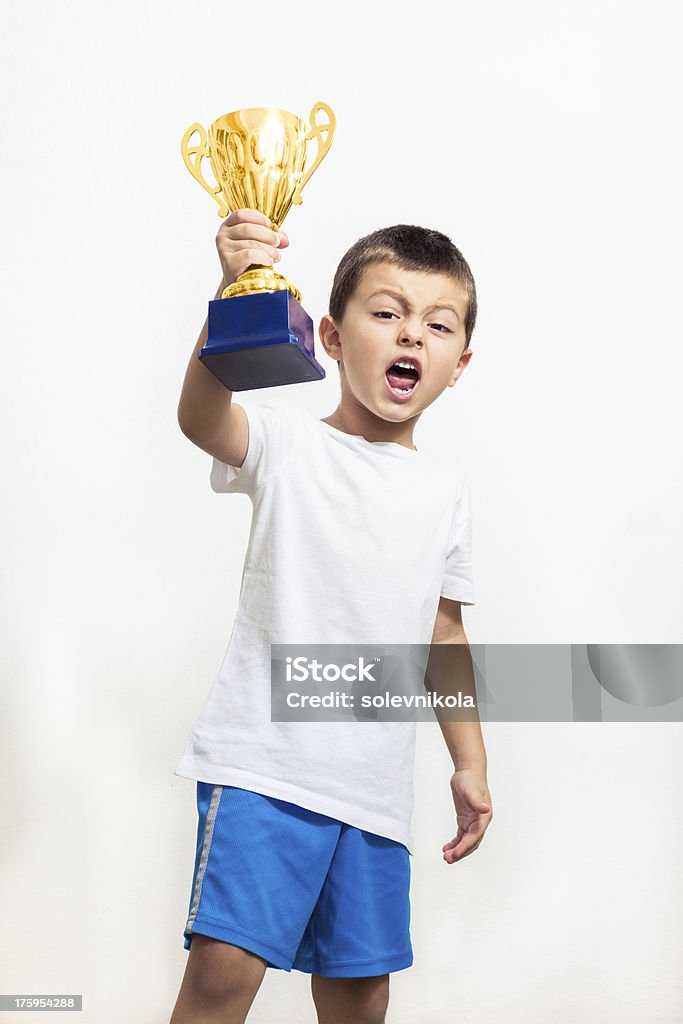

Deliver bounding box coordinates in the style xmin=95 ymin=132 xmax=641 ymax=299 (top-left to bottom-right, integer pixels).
xmin=183 ymin=783 xmax=413 ymax=978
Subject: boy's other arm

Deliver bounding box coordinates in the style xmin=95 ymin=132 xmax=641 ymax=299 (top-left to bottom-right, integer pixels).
xmin=430 ymin=597 xmax=493 ymax=862
xmin=429 ymin=596 xmax=487 ymax=772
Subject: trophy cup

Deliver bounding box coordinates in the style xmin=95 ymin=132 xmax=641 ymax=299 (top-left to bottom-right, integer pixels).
xmin=181 ymin=102 xmax=336 ymax=391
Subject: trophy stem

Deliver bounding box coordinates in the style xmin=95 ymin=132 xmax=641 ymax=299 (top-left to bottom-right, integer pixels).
xmin=222 ymin=267 xmax=302 ymax=304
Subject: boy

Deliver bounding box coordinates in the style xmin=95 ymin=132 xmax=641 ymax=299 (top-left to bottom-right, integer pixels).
xmin=169 ymin=209 xmax=492 ymax=1024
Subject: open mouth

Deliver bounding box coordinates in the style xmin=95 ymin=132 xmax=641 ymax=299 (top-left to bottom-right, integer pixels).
xmin=385 ymin=359 xmax=421 ymax=397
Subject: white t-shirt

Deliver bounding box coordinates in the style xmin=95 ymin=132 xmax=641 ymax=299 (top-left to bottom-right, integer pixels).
xmin=174 ymin=401 xmax=475 ymax=854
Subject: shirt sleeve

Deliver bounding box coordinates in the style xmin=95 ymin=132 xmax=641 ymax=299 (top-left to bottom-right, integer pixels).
xmin=209 ymin=400 xmax=302 ymax=497
xmin=440 ymin=477 xmax=476 ymax=605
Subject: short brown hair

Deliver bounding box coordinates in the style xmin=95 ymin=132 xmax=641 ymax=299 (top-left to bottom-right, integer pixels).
xmin=328 ymin=224 xmax=477 ymax=358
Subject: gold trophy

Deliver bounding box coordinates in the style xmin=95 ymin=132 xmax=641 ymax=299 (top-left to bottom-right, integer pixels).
xmin=181 ymin=102 xmax=336 ymax=390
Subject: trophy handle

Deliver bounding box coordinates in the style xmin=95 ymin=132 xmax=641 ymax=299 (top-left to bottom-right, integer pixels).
xmin=181 ymin=122 xmax=229 ymax=217
xmin=292 ymin=101 xmax=336 ymax=205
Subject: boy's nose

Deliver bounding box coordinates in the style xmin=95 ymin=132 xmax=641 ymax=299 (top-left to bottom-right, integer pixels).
xmin=400 ymin=317 xmax=424 ymax=344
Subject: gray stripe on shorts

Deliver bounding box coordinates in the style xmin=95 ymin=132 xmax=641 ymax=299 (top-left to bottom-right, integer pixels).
xmin=185 ymin=784 xmax=223 ymax=934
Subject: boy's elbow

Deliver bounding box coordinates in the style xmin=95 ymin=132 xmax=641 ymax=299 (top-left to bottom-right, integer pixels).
xmin=177 ymin=410 xmax=192 ymax=439
xmin=177 ymin=406 xmax=204 ymax=441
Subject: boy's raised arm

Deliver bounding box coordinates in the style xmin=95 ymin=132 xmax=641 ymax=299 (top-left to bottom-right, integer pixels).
xmin=177 ymin=209 xmax=288 ymax=467
xmin=176 ymin=274 xmax=232 ymax=439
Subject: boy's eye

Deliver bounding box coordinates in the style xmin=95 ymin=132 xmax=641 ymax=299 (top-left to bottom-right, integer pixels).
xmin=373 ymin=311 xmax=451 ymax=333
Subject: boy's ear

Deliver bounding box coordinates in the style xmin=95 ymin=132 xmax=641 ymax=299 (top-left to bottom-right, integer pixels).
xmin=318 ymin=314 xmax=342 ymax=363
xmin=447 ymin=347 xmax=473 ymax=386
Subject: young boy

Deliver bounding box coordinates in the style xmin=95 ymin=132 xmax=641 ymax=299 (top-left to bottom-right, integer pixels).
xmin=169 ymin=209 xmax=493 ymax=1024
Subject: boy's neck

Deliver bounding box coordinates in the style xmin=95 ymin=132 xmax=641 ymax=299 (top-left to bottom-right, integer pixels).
xmin=320 ymin=404 xmax=419 ymax=451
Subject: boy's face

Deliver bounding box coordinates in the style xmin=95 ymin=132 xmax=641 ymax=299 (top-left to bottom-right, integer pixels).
xmin=319 ymin=262 xmax=472 ymax=426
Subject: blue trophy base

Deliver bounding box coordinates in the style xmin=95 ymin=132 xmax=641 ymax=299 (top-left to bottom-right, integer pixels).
xmin=199 ymin=289 xmax=326 ymax=391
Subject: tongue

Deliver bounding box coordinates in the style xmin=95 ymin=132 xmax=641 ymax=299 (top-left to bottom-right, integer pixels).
xmin=386 ymin=367 xmax=418 ymax=390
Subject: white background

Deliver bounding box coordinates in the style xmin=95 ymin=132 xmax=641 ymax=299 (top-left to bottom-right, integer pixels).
xmin=1 ymin=1 xmax=682 ymax=1021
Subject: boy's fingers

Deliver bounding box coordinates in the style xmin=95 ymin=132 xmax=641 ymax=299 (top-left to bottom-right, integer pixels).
xmin=219 ymin=213 xmax=289 ymax=252
xmin=224 ymin=212 xmax=287 ymax=237
xmin=223 ymin=207 xmax=270 ymax=232
xmin=224 ymin=208 xmax=272 ymax=228
xmin=222 ymin=223 xmax=282 ymax=248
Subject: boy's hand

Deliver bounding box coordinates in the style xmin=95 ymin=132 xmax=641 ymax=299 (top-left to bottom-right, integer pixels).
xmin=442 ymin=768 xmax=492 ymax=863
xmin=216 ymin=208 xmax=290 ymax=288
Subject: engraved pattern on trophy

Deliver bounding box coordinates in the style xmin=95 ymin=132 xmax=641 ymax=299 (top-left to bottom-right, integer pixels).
xmin=208 ymin=113 xmax=308 ymax=235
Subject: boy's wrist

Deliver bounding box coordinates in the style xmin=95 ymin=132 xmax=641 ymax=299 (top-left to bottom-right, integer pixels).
xmin=452 ymin=760 xmax=487 ymax=775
